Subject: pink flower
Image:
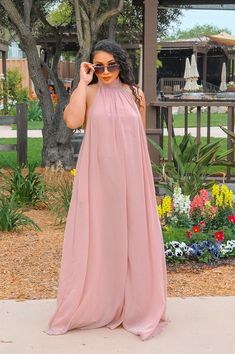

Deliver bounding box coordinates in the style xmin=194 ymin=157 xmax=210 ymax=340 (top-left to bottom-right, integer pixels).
xmin=214 ymin=231 xmax=224 ymax=242
xmin=199 ymin=189 xmax=209 ymax=202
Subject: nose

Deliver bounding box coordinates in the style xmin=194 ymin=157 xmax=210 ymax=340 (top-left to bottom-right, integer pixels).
xmin=103 ymin=66 xmax=109 ymax=73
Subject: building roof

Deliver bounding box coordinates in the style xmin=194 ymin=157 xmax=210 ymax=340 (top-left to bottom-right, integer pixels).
xmin=133 ymin=0 xmax=235 ymax=10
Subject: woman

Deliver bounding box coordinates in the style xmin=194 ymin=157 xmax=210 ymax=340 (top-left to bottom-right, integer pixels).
xmin=47 ymin=39 xmax=168 ymax=341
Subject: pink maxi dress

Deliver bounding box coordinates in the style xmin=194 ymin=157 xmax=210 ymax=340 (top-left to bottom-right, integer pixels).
xmin=47 ymin=78 xmax=168 ymax=341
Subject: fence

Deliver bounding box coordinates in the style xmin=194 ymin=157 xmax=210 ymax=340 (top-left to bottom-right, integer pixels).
xmin=150 ymin=99 xmax=235 ymax=182
xmin=0 ymin=103 xmax=27 ymax=166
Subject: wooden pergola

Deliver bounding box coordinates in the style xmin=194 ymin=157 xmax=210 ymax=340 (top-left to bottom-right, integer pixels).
xmin=132 ymin=0 xmax=235 ymax=163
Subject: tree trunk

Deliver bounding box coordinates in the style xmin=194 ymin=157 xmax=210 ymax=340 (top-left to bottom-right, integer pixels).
xmin=22 ymin=39 xmax=73 ymax=169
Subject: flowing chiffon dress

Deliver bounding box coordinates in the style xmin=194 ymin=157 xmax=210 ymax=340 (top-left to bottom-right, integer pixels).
xmin=47 ymin=77 xmax=168 ymax=341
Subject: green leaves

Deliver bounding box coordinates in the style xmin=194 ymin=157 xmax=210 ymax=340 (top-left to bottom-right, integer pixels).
xmin=0 ymin=194 xmax=41 ymax=232
xmin=1 ymin=163 xmax=47 ymax=207
xmin=149 ymin=128 xmax=235 ymax=197
xmin=48 ymin=176 xmax=73 ymax=225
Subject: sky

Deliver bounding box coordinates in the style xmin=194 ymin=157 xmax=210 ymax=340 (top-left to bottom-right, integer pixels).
xmin=172 ymin=9 xmax=235 ymax=35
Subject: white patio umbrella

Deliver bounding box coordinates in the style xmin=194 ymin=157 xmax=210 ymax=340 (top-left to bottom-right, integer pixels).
xmin=190 ymin=54 xmax=199 ymax=91
xmin=219 ymin=62 xmax=227 ymax=91
xmin=184 ymin=57 xmax=192 ymax=91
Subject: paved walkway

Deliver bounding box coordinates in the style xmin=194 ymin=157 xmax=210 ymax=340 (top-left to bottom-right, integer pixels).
xmin=0 ymin=125 xmax=228 ymax=138
xmin=1 ymin=297 xmax=234 ymax=354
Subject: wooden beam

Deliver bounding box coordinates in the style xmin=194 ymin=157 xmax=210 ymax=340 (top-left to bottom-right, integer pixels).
xmin=159 ymin=0 xmax=235 ymax=5
xmin=0 ymin=144 xmax=17 ymax=151
xmin=133 ymin=0 xmax=235 ymax=6
xmin=143 ymin=0 xmax=161 ymax=166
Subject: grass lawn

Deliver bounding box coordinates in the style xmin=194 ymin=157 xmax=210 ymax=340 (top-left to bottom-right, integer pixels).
xmin=11 ymin=121 xmax=43 ymax=130
xmin=0 ymin=138 xmax=43 ymax=167
xmin=165 ymin=112 xmax=227 ymax=128
xmin=0 ymin=135 xmax=234 ymax=176
xmin=8 ymin=111 xmax=230 ymax=130
xmin=10 ymin=113 xmax=228 ymax=130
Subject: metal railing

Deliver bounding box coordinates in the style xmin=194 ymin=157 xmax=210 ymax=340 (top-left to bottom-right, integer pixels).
xmin=157 ymin=77 xmax=186 ymax=94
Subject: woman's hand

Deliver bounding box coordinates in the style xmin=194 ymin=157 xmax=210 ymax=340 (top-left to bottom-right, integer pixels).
xmin=80 ymin=62 xmax=95 ymax=85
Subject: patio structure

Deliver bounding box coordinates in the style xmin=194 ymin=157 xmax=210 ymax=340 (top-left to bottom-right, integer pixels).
xmin=132 ymin=0 xmax=235 ymax=181
xmin=157 ymin=37 xmax=235 ymax=93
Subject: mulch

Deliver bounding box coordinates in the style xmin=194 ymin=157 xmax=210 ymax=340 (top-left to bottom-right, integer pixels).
xmin=1 ymin=207 xmax=235 ymax=300
xmin=0 ymin=167 xmax=235 ymax=300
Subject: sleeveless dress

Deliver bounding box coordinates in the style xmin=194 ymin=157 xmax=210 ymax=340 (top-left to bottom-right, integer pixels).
xmin=47 ymin=78 xmax=168 ymax=341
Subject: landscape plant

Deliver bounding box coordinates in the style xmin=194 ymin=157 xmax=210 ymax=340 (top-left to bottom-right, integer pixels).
xmin=158 ymin=183 xmax=235 ymax=264
xmin=149 ymin=129 xmax=235 ymax=197
xmin=47 ymin=168 xmax=75 ymax=225
xmin=0 ymin=163 xmax=47 ymax=207
xmin=0 ymin=69 xmax=28 ymax=115
xmin=0 ymin=193 xmax=41 ymax=231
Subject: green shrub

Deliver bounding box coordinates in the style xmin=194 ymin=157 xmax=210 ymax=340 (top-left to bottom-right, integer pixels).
xmin=48 ymin=176 xmax=73 ymax=225
xmin=0 ymin=69 xmax=28 ymax=115
xmin=0 ymin=194 xmax=41 ymax=231
xmin=149 ymin=129 xmax=235 ymax=197
xmin=27 ymin=99 xmax=42 ymax=121
xmin=0 ymin=163 xmax=47 ymax=207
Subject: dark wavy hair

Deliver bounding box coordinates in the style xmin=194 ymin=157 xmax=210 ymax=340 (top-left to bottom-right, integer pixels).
xmin=89 ymin=39 xmax=141 ymax=107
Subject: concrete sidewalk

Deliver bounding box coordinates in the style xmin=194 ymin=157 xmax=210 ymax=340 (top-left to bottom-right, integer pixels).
xmin=0 ymin=125 xmax=228 ymax=138
xmin=0 ymin=125 xmax=42 ymax=138
xmin=0 ymin=296 xmax=234 ymax=354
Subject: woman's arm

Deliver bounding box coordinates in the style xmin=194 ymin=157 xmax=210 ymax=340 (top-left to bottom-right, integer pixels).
xmin=64 ymin=62 xmax=95 ymax=129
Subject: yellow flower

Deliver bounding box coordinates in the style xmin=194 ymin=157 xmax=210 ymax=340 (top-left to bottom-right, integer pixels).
xmin=161 ymin=196 xmax=172 ymax=216
xmin=213 ymin=184 xmax=233 ymax=209
xmin=212 ymin=184 xmax=220 ymax=198
xmin=70 ymin=168 xmax=76 ymax=176
xmin=157 ymin=205 xmax=163 ymax=218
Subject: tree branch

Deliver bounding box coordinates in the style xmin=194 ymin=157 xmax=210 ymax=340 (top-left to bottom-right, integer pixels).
xmin=24 ymin=0 xmax=33 ymax=27
xmin=33 ymin=3 xmax=59 ymax=37
xmin=80 ymin=5 xmax=91 ymax=47
xmin=95 ymin=0 xmax=124 ymax=32
xmin=90 ymin=0 xmax=100 ymax=20
xmin=73 ymin=0 xmax=84 ymax=46
xmin=0 ymin=0 xmax=29 ymax=37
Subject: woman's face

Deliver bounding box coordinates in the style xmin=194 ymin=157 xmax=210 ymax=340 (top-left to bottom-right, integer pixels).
xmin=92 ymin=51 xmax=120 ymax=85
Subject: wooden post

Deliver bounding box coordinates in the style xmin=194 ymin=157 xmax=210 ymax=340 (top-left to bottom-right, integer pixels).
xmin=143 ymin=0 xmax=161 ymax=167
xmin=207 ymin=106 xmax=211 ymax=144
xmin=196 ymin=106 xmax=201 ymax=145
xmin=16 ymin=103 xmax=27 ymax=166
xmin=184 ymin=106 xmax=188 ymax=135
xmin=2 ymin=50 xmax=7 ymax=111
xmin=227 ymin=106 xmax=234 ymax=181
xmin=203 ymin=52 xmax=207 ymax=91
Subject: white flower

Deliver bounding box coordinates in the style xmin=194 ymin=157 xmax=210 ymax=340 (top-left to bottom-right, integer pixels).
xmin=170 ymin=241 xmax=180 ymax=248
xmin=175 ymin=249 xmax=183 ymax=257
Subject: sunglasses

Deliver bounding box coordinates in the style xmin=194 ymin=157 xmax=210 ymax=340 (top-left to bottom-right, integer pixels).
xmin=93 ymin=63 xmax=120 ymax=74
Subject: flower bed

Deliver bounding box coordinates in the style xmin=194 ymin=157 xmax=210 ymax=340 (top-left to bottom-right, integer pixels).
xmin=158 ymin=184 xmax=235 ymax=264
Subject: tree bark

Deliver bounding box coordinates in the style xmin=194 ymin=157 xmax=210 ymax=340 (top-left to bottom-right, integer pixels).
xmin=0 ymin=0 xmax=74 ymax=169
